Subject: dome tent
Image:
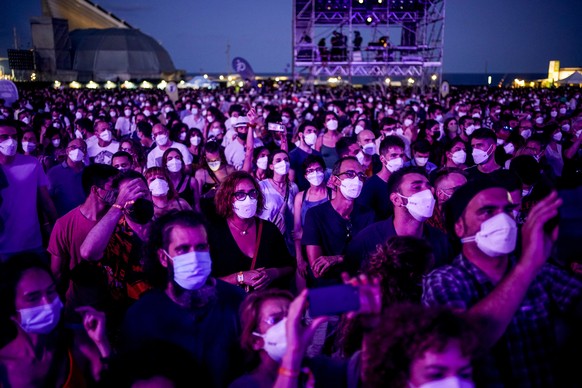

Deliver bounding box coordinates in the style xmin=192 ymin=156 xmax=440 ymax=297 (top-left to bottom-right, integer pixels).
xmin=70 ymin=28 xmax=176 ymax=82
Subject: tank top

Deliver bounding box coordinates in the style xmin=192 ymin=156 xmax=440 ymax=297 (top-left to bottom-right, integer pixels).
xmin=320 ymin=144 xmax=339 ymax=169
xmin=300 ymin=188 xmax=332 ymax=226
xmin=176 ymin=174 xmax=196 ymax=207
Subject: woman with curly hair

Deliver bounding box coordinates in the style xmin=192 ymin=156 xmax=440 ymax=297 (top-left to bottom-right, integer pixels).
xmin=361 ymin=304 xmax=479 ymax=388
xmin=208 ymin=171 xmax=295 ymax=292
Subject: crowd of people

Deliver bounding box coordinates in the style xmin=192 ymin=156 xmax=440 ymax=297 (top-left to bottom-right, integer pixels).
xmin=1 ymin=83 xmax=582 ymax=387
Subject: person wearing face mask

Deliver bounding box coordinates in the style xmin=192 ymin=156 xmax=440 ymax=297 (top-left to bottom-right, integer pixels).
xmin=77 ymin=170 xmax=154 ymax=325
xmin=114 ymin=105 xmax=133 ymax=138
xmin=87 ymin=121 xmax=119 ymax=165
xmin=147 ymin=124 xmax=193 ymax=171
xmin=315 ymin=112 xmax=342 ymax=170
xmin=464 ymin=129 xmax=502 ymax=181
xmin=363 ymin=304 xmax=479 ymax=388
xmin=20 ymin=129 xmax=40 ymax=158
xmin=209 ymin=171 xmax=295 ymax=292
xmin=257 ymin=151 xmax=298 ymax=254
xmin=0 ymin=255 xmax=112 ymax=387
xmin=443 ymin=138 xmax=468 ymax=170
xmin=405 ymin=140 xmax=438 ymax=175
xmin=162 ymin=147 xmax=200 ymax=210
xmin=458 ymin=116 xmax=476 ymax=143
xmin=46 ymin=139 xmax=88 ymax=217
xmin=347 ymin=167 xmax=452 ymax=272
xmin=357 ymin=136 xmax=405 ymax=221
xmin=145 ymin=167 xmax=192 ymax=218
xmin=120 ymin=210 xmax=246 ymax=387
xmin=225 ymin=116 xmax=264 ymax=171
xmin=186 ymin=127 xmax=204 ymax=166
xmin=0 ymin=121 xmax=58 ymax=261
xmin=355 ymin=129 xmax=382 ymax=176
xmin=427 ymin=168 xmax=468 ymax=232
xmin=424 ymin=179 xmax=582 ymax=387
xmin=289 ymin=122 xmax=323 ymax=191
xmin=302 ymin=157 xmax=375 ymax=285
xmin=545 ymin=125 xmax=565 ymax=178
xmin=292 ymin=156 xmax=331 ymax=289
xmin=182 ymin=102 xmax=206 ymax=130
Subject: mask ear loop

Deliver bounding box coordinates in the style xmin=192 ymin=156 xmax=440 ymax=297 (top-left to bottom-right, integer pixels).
xmin=460 ymin=236 xmax=476 ymax=244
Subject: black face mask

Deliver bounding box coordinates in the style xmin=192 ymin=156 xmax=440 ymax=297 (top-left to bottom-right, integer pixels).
xmin=125 ymin=198 xmax=154 ymax=224
xmin=237 ymin=132 xmax=248 ymax=141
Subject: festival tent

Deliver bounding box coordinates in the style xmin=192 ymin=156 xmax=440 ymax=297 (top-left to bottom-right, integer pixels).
xmin=557 ymin=71 xmax=582 ymax=85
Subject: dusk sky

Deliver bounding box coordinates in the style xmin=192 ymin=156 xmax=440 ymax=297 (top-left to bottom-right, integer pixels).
xmin=2 ymin=0 xmax=582 ymax=75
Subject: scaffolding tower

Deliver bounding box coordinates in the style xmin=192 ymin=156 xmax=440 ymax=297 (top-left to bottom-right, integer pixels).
xmin=292 ymin=0 xmax=445 ymax=89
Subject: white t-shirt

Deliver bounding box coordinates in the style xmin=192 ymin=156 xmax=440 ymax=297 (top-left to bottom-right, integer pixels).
xmin=87 ymin=140 xmax=120 ymax=165
xmin=224 ymin=138 xmax=263 ymax=170
xmin=115 ymin=117 xmax=132 ymax=137
xmin=0 ymin=154 xmax=48 ymax=254
xmin=146 ymin=141 xmax=193 ymax=168
xmin=258 ymin=179 xmax=298 ymax=236
xmin=183 ymin=115 xmax=206 ymax=130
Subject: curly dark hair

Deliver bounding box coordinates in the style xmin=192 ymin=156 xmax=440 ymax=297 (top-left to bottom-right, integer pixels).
xmin=214 ymin=171 xmax=265 ymax=219
xmin=361 ymin=304 xmax=480 ymax=388
xmin=336 ymin=236 xmax=434 ymax=357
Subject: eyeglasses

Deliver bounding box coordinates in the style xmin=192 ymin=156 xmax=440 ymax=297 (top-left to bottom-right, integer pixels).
xmin=233 ymin=189 xmax=259 ymax=201
xmin=337 ymin=170 xmax=367 ymax=182
xmin=305 ymin=167 xmax=324 ymax=175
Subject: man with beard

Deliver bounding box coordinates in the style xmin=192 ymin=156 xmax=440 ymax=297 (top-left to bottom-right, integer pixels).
xmin=120 ymin=210 xmax=245 ymax=387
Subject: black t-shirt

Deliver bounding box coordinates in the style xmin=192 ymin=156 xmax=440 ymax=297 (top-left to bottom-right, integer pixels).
xmin=121 ymin=282 xmax=245 ymax=387
xmin=356 ymin=174 xmax=390 ymax=221
xmin=208 ymin=218 xmax=295 ymax=288
xmin=345 ymin=217 xmax=454 ymax=273
xmin=302 ymin=201 xmax=375 ymax=285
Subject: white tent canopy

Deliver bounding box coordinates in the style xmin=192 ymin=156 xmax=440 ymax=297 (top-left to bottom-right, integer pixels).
xmin=557 ymin=71 xmax=582 ymax=85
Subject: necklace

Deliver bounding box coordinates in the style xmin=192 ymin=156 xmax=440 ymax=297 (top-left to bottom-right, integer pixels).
xmin=229 ymin=219 xmax=252 ymax=236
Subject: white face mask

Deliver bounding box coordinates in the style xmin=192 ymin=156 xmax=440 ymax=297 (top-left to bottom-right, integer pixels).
xmin=22 ymin=141 xmax=37 ymax=153
xmin=435 ymin=114 xmax=443 ymax=123
xmin=256 ymin=156 xmax=269 ymax=170
xmin=167 ymin=159 xmax=183 ymax=173
xmin=339 ymin=176 xmax=363 ymax=200
xmin=520 ymin=129 xmax=532 ymax=139
xmin=461 ymin=212 xmax=517 ymax=257
xmin=75 ymin=129 xmax=84 ymax=139
xmin=207 ymin=160 xmax=221 ymax=172
xmin=550 ymin=111 xmax=558 ymax=118
xmin=207 ymin=116 xmax=215 ymax=123
xmin=52 ymin=139 xmax=61 ymax=148
xmin=233 ymin=196 xmax=258 ymax=219
xmin=362 ymin=142 xmax=376 ymax=156
xmin=191 ymin=108 xmax=199 ymax=115
xmin=403 ymin=118 xmax=414 ymax=127
xmin=387 ymin=108 xmax=395 ymax=115
xmin=411 ymin=376 xmax=474 ymax=388
xmin=326 ymin=119 xmax=338 ymax=131
xmin=273 ymin=160 xmax=290 ymax=175
xmin=415 ymin=156 xmax=429 ymax=167
xmin=75 ymin=112 xmax=83 ymax=120
xmin=190 ymin=136 xmax=201 ymax=146
xmin=559 ymin=108 xmax=567 ymax=115
xmin=385 ymin=157 xmax=403 ymax=173
xmin=149 ymin=178 xmax=170 ymax=196
xmin=124 ymin=109 xmax=132 ymax=117
xmin=253 ymin=317 xmax=287 ymax=362
xmin=472 ymin=145 xmax=492 ymax=165
xmin=451 ymin=150 xmax=466 ymax=165
xmin=156 ymin=134 xmax=169 ymax=146
xmin=209 ymin=128 xmax=222 ymax=138
xmin=0 ymin=138 xmax=17 ymax=156
xmin=166 ymin=250 xmax=212 ymax=290
xmin=535 ymin=117 xmax=544 ymax=125
xmin=18 ymin=297 xmax=63 ymax=334
xmin=503 ymin=143 xmax=515 ymax=155
xmin=99 ymin=130 xmax=112 ymax=142
xmin=464 ymin=125 xmax=475 ymax=136
xmin=68 ymin=148 xmax=85 ymax=162
xmin=304 ymin=132 xmax=317 ymax=146
xmin=398 ymin=189 xmax=435 ymax=222
xmin=354 ymin=125 xmax=365 ymax=135
xmin=179 ymin=132 xmax=187 ymax=141
xmin=553 ymin=132 xmax=563 ymax=141
xmin=306 ymin=171 xmax=325 ymax=187
xmin=562 ymin=124 xmax=570 ymax=132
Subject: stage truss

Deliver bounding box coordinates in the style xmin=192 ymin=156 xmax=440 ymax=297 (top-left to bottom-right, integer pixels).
xmin=292 ymin=0 xmax=445 ymax=89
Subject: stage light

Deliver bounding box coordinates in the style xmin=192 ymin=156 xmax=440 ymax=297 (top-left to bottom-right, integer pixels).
xmin=366 ymin=16 xmax=373 ymax=24
xmin=53 ymin=80 xmax=61 ymax=88
xmin=104 ymin=81 xmax=116 ymax=89
xmin=358 ymin=0 xmax=364 ymax=4
xmin=203 ymin=74 xmax=208 ymax=79
xmin=219 ymin=75 xmax=224 ymax=80
xmin=431 ymin=74 xmax=437 ymax=81
xmin=384 ymin=78 xmax=391 ymax=84
xmin=86 ymin=81 xmax=99 ymax=89
xmin=69 ymin=81 xmax=81 ymax=89
xmin=378 ymin=0 xmax=383 ymax=3
xmin=407 ymin=78 xmax=415 ymax=85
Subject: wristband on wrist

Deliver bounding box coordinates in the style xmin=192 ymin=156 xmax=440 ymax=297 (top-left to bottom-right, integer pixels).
xmin=237 ymin=271 xmax=244 ymax=285
xmin=111 ymin=203 xmax=124 ymax=211
xmin=278 ymin=367 xmax=300 ymax=378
